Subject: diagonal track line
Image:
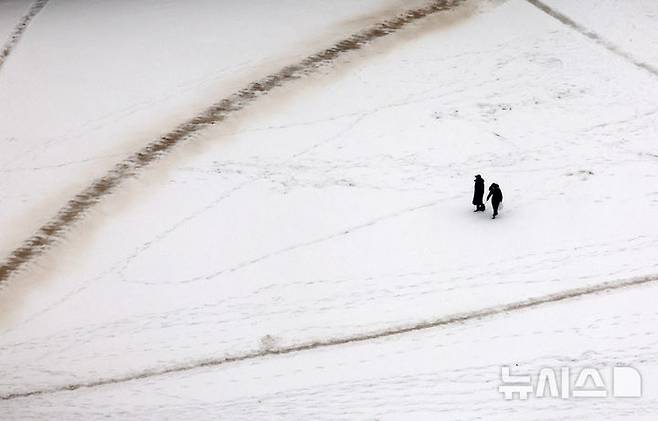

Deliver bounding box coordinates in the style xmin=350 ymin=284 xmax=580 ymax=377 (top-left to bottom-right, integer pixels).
xmin=2 ymin=272 xmax=658 ymax=401
xmin=0 ymin=0 xmax=49 ymax=73
xmin=526 ymin=0 xmax=658 ymax=78
xmin=0 ymin=0 xmax=466 ymax=287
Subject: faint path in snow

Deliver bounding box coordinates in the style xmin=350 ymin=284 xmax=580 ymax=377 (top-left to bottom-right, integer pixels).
xmin=120 ymin=198 xmax=453 ymax=286
xmin=0 ymin=0 xmax=469 ymax=288
xmin=2 ymin=271 xmax=657 ymax=401
xmin=0 ymin=0 xmax=49 ymax=73
xmin=526 ymin=0 xmax=658 ymax=78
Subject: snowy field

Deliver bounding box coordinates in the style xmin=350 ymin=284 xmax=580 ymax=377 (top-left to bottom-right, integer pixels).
xmin=1 ymin=0 xmax=658 ymax=419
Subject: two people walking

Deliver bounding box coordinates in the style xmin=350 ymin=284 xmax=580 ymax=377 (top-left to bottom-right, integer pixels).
xmin=472 ymin=174 xmax=503 ymax=219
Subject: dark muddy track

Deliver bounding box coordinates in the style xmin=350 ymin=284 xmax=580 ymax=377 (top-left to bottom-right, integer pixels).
xmin=0 ymin=0 xmax=465 ymax=286
xmin=526 ymin=0 xmax=658 ymax=78
xmin=0 ymin=0 xmax=49 ymax=73
xmin=2 ymin=273 xmax=657 ymax=401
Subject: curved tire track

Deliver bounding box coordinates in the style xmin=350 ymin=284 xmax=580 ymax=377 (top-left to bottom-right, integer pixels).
xmin=2 ymin=272 xmax=657 ymax=401
xmin=0 ymin=0 xmax=49 ymax=73
xmin=0 ymin=0 xmax=466 ymax=287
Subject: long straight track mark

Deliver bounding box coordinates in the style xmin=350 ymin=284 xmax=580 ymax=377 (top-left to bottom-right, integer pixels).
xmin=2 ymin=272 xmax=657 ymax=401
xmin=0 ymin=0 xmax=49 ymax=73
xmin=0 ymin=0 xmax=465 ymax=286
xmin=526 ymin=0 xmax=658 ymax=78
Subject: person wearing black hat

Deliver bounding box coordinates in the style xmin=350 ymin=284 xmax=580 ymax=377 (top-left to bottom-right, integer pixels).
xmin=486 ymin=183 xmax=503 ymax=219
xmin=472 ymin=175 xmax=485 ymax=212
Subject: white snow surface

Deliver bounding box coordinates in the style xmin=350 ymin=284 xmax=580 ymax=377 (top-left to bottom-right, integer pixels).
xmin=1 ymin=0 xmax=658 ymax=419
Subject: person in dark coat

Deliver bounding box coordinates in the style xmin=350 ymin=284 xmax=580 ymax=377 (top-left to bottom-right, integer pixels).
xmin=472 ymin=174 xmax=485 ymax=212
xmin=486 ymin=183 xmax=503 ymax=219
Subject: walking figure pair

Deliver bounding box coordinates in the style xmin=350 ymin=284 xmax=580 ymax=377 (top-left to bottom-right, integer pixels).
xmin=472 ymin=174 xmax=503 ymax=219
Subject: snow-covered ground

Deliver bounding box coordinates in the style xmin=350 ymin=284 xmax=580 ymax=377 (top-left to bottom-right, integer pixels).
xmin=1 ymin=0 xmax=658 ymax=419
